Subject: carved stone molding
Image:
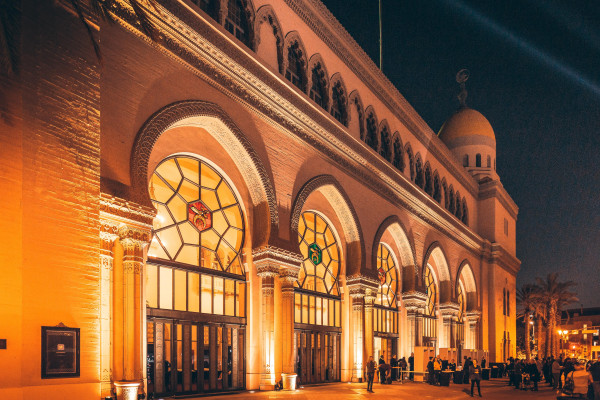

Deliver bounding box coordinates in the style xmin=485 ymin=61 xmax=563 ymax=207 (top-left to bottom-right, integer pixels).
xmin=347 ymin=274 xmax=379 ymax=300
xmin=100 ymin=193 xmax=155 ymax=226
xmin=130 ymin=99 xmax=279 ymax=227
xmin=402 ymin=290 xmax=428 ymax=313
xmin=465 ymin=310 xmax=481 ymax=324
xmin=439 ymin=302 xmax=460 ymax=321
xmin=252 ymin=245 xmax=302 ymax=275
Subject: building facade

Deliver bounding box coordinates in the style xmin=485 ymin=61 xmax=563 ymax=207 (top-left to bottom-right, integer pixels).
xmin=0 ymin=0 xmax=519 ymax=399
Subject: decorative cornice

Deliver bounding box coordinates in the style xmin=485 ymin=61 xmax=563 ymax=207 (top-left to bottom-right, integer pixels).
xmin=252 ymin=245 xmax=303 ymax=270
xmin=487 ymin=243 xmax=521 ymax=275
xmin=478 ymin=179 xmax=519 ymax=219
xmin=402 ymin=290 xmax=428 ymax=313
xmin=346 ymin=274 xmax=380 ymax=299
xmin=466 ymin=310 xmax=481 ymax=323
xmin=439 ymin=302 xmax=460 ymax=320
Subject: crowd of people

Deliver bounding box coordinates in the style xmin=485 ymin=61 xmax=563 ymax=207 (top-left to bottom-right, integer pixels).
xmin=365 ymin=352 xmax=600 ymax=398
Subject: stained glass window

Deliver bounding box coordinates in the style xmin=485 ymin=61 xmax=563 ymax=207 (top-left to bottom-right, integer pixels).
xmin=424 ymin=266 xmax=437 ymax=317
xmin=375 ymin=243 xmax=398 ymax=308
xmin=296 ymin=211 xmax=340 ymax=295
xmin=148 ymin=156 xmax=245 ymax=275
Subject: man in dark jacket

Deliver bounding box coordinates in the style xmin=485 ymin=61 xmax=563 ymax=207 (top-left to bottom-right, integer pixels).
xmin=390 ymin=355 xmax=398 ymax=381
xmin=470 ymin=359 xmax=482 ymax=397
xmin=427 ymin=357 xmax=435 ymax=385
xmin=408 ymin=353 xmax=414 ymax=381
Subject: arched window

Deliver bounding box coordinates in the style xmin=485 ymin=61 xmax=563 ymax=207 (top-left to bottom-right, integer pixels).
xmin=294 ymin=211 xmax=342 ymax=329
xmin=424 ymin=266 xmax=437 ymax=317
xmin=476 ymin=153 xmax=481 ymax=167
xmin=392 ymin=135 xmax=405 ymax=172
xmin=433 ymin=173 xmax=441 ymax=203
xmin=424 ymin=163 xmax=433 ymax=195
xmin=379 ymin=125 xmax=391 ymax=161
xmin=285 ymin=41 xmax=306 ymax=91
xmin=455 ymin=193 xmax=462 ymax=220
xmin=309 ymin=62 xmax=328 ymax=110
xmin=442 ymin=179 xmax=448 ymax=208
xmin=195 ymin=0 xmax=216 ymax=18
xmin=415 ymin=155 xmax=424 ymax=188
xmin=148 ymin=156 xmax=245 ymax=275
xmin=463 ymin=154 xmax=469 ymax=167
xmin=225 ymin=0 xmax=251 ymax=47
xmin=353 ymin=96 xmax=365 ymax=140
xmin=487 ymin=155 xmax=491 ymax=168
xmin=376 ymin=243 xmax=398 ymax=308
xmin=330 ymin=80 xmax=347 ymax=126
xmin=296 ymin=211 xmax=340 ymax=295
xmin=462 ymin=200 xmax=468 ymax=225
xmin=407 ymin=146 xmax=415 ymax=181
xmin=365 ymin=111 xmax=379 ymax=151
xmin=448 ymin=186 xmax=455 ymax=214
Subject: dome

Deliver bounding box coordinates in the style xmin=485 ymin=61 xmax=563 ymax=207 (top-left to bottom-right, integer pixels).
xmin=438 ymin=107 xmax=495 ymax=145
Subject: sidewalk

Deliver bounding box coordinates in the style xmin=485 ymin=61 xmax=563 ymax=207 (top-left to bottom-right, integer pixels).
xmin=176 ymin=371 xmax=590 ymax=400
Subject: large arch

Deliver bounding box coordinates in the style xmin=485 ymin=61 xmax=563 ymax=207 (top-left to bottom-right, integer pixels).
xmin=290 ymin=175 xmax=364 ymax=275
xmin=371 ymin=216 xmax=416 ymax=292
xmin=422 ymin=242 xmax=452 ymax=303
xmin=130 ymin=100 xmax=278 ymax=246
xmin=457 ymin=260 xmax=477 ymax=310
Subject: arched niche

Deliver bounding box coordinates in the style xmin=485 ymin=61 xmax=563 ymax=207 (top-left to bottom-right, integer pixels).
xmin=457 ymin=260 xmax=477 ymax=311
xmin=422 ymin=243 xmax=452 ymax=303
xmin=254 ymin=5 xmax=284 ymax=73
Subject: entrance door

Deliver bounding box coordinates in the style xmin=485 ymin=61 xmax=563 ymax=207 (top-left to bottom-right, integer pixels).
xmin=295 ymin=330 xmax=340 ymax=384
xmin=147 ymin=318 xmax=245 ymax=397
xmin=374 ymin=336 xmax=397 ymax=364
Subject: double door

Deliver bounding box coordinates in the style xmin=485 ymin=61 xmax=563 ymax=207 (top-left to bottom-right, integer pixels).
xmin=295 ymin=329 xmax=340 ymax=385
xmin=147 ymin=318 xmax=245 ymax=397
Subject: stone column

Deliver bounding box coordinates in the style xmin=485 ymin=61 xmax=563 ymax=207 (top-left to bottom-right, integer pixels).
xmin=100 ymin=229 xmax=117 ymax=399
xmin=350 ymin=292 xmax=364 ymax=382
xmin=363 ymin=290 xmax=376 ymax=363
xmin=280 ymin=265 xmax=301 ymax=375
xmin=257 ymin=265 xmax=278 ymax=390
xmin=439 ymin=303 xmax=460 ymax=348
xmin=402 ymin=291 xmax=428 ymax=351
xmin=465 ymin=311 xmax=481 ymax=350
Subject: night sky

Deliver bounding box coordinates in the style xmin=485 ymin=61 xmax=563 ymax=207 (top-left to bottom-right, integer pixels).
xmin=321 ymin=0 xmax=600 ymax=307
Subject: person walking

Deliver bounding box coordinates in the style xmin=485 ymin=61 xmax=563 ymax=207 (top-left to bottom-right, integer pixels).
xmin=469 ymin=359 xmax=482 ymax=397
xmin=366 ymin=356 xmax=376 ymax=393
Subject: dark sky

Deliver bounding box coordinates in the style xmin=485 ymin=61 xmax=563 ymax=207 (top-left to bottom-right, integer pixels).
xmin=321 ymin=0 xmax=600 ymax=307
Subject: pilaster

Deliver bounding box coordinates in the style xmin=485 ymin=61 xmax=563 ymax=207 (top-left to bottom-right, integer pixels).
xmin=402 ymin=291 xmax=427 ymax=352
xmin=439 ymin=302 xmax=460 ymax=348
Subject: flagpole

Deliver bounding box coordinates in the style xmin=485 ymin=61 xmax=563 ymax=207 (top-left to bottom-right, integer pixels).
xmin=379 ymin=0 xmax=383 ymax=70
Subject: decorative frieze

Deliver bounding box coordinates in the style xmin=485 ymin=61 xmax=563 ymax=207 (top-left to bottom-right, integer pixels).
xmin=439 ymin=302 xmax=461 ymax=322
xmin=402 ymin=291 xmax=428 ymax=314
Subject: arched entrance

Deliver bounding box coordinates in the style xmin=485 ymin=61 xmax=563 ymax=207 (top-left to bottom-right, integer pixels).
xmin=294 ymin=210 xmax=342 ymax=384
xmin=145 ymin=155 xmax=248 ymax=396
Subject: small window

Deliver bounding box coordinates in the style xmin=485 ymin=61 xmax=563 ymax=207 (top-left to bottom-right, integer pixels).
xmin=476 ymin=153 xmax=481 ymax=167
xmin=504 ymin=218 xmax=508 ymax=236
xmin=309 ymin=63 xmax=327 ymax=110
xmin=463 ymin=154 xmax=469 ymax=167
xmin=330 ymin=81 xmax=347 ymax=126
xmin=285 ymin=42 xmax=305 ymax=90
xmin=487 ymin=155 xmax=491 ymax=168
xmin=224 ymin=0 xmax=250 ymax=46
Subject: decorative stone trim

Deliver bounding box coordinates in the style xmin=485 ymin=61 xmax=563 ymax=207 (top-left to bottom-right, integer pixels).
xmin=465 ymin=310 xmax=481 ymax=325
xmin=439 ymin=302 xmax=460 ymax=321
xmin=130 ymin=100 xmax=279 ymax=227
xmin=402 ymin=291 xmax=428 ymax=313
xmin=100 ymin=193 xmax=155 ymax=226
xmin=347 ymin=274 xmax=380 ymax=299
xmin=252 ymin=245 xmax=303 ymax=273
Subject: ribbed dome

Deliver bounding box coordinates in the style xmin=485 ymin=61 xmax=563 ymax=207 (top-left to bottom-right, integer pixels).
xmin=438 ymin=107 xmax=495 ymax=144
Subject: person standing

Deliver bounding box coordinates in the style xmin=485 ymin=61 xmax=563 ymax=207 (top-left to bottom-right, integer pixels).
xmin=408 ymin=353 xmax=414 ymax=381
xmin=390 ymin=354 xmax=398 ymax=381
xmin=366 ymin=356 xmax=376 ymax=393
xmin=427 ymin=357 xmax=435 ymax=385
xmin=552 ymin=358 xmax=563 ymax=392
xmin=481 ymin=357 xmax=486 ymax=369
xmin=433 ymin=356 xmax=442 ymax=385
xmin=469 ymin=359 xmax=482 ymax=397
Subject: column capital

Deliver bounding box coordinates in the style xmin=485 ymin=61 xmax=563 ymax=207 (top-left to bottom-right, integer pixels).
xmin=347 ymin=273 xmax=379 ymax=299
xmin=253 ymin=245 xmax=302 ymax=278
xmin=439 ymin=302 xmax=461 ymax=321
xmin=402 ymin=290 xmax=428 ymax=314
xmin=466 ymin=310 xmax=481 ymax=324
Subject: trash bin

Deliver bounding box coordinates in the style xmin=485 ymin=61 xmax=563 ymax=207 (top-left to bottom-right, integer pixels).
xmin=439 ymin=372 xmax=452 ymax=386
xmin=281 ymin=373 xmax=297 ymax=390
xmin=453 ymin=370 xmax=464 ymax=384
xmin=482 ymin=368 xmax=490 ymax=380
xmin=491 ymin=367 xmax=499 ymax=379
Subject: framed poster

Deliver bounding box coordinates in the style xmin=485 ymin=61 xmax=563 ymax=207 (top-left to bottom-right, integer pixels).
xmin=41 ymin=326 xmax=80 ymax=378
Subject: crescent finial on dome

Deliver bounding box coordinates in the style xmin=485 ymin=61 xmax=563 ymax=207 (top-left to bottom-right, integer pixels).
xmin=456 ymin=69 xmax=470 ymax=108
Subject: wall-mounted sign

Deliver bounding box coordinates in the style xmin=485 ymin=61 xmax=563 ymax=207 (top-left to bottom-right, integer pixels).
xmin=41 ymin=326 xmax=80 ymax=378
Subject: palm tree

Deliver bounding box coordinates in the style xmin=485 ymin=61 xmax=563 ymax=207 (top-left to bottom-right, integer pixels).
xmin=517 ymin=283 xmax=539 ymax=359
xmin=536 ymin=272 xmax=578 ymax=357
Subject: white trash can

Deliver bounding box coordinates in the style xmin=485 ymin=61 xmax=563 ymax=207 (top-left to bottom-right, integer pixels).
xmin=281 ymin=373 xmax=297 ymax=390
